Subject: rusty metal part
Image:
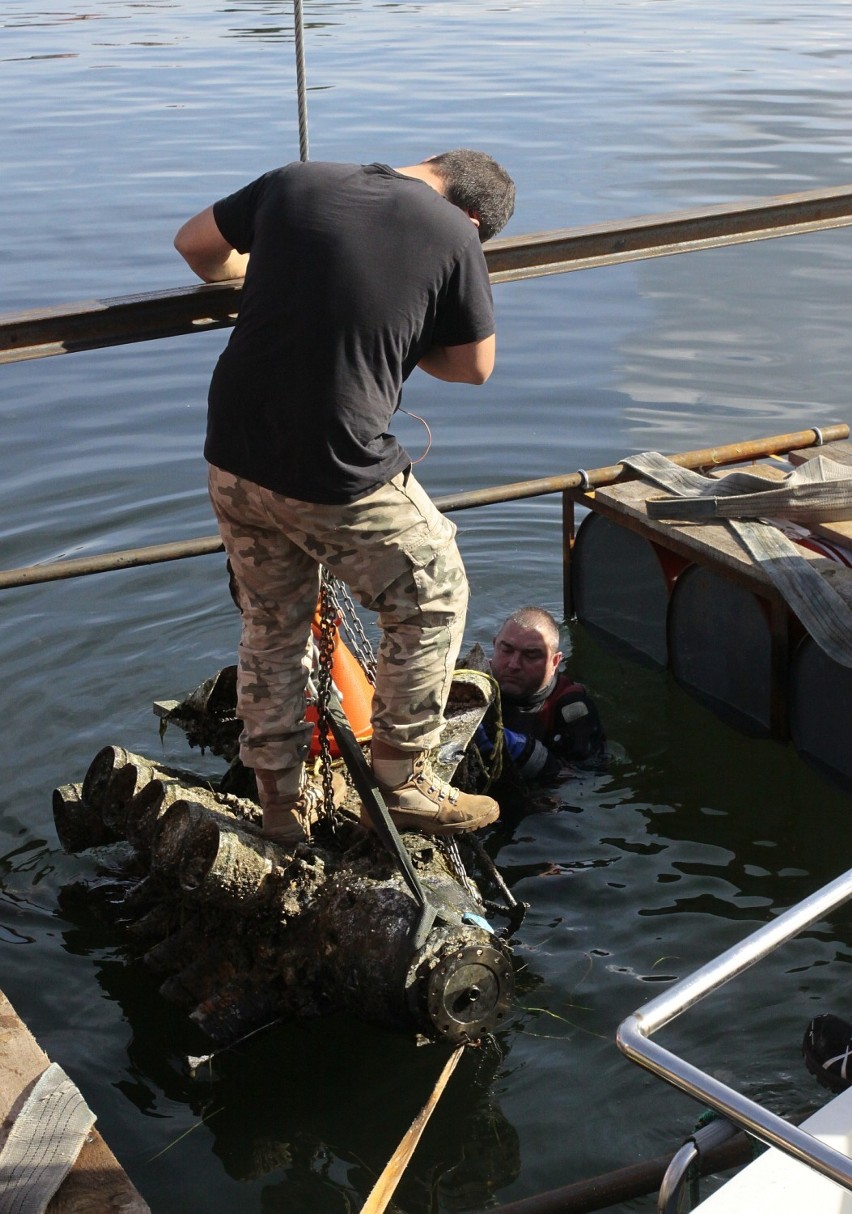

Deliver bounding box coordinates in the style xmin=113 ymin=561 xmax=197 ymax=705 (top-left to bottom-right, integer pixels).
xmin=424 ymin=943 xmax=514 ymax=1044
xmin=0 ymin=534 xmax=224 ymax=591
xmin=435 ymin=424 xmax=850 ymax=513
xmin=461 ymin=833 xmax=528 ymax=936
xmin=485 ymin=182 xmax=852 ymax=283
xmin=475 ymin=1130 xmax=756 ymax=1214
xmin=4 ymin=186 xmax=852 ymax=363
xmin=0 ymin=282 xmax=241 ymax=365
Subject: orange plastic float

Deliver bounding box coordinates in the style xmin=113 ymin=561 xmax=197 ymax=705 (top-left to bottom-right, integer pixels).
xmin=307 ymin=608 xmax=374 ymax=757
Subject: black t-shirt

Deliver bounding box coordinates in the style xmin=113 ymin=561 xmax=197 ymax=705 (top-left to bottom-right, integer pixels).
xmin=205 ymin=161 xmax=495 ymax=504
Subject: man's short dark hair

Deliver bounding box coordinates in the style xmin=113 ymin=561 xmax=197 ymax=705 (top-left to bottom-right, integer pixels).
xmin=428 ymin=149 xmax=515 ymax=242
xmin=500 ymin=606 xmax=561 ymax=654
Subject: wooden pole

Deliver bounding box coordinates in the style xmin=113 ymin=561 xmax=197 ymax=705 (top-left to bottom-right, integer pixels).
xmin=361 ymin=1044 xmax=466 ymax=1214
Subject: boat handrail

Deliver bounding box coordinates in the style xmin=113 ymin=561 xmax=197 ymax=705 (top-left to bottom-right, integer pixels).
xmin=617 ymin=866 xmax=852 ymax=1192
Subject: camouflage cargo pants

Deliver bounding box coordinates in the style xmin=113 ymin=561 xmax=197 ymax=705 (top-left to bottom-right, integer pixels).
xmin=207 ymin=464 xmax=469 ymax=778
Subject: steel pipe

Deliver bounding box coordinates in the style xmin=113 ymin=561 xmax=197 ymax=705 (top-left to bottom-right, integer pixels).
xmin=486 ymin=182 xmax=852 ymax=284
xmin=0 ymin=535 xmax=225 ymax=591
xmin=475 ymin=1130 xmax=754 ymax=1214
xmin=0 ymin=425 xmax=845 ymax=591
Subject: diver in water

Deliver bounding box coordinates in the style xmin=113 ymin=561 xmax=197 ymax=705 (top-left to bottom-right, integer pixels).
xmin=476 ymin=605 xmax=605 ymax=785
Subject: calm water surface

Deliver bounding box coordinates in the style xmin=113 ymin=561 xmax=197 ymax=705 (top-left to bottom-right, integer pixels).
xmin=3 ymin=1 xmax=852 ymax=1210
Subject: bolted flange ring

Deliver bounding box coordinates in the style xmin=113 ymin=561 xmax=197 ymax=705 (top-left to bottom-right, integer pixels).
xmin=425 ymin=944 xmax=514 ymax=1044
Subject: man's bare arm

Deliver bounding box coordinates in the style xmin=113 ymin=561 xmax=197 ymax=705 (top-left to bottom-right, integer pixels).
xmin=174 ymin=206 xmax=249 ymax=283
xmin=418 ymin=334 xmax=495 ymax=384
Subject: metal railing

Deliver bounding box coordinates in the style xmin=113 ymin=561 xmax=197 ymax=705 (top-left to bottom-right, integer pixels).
xmin=617 ymin=866 xmax=852 ymax=1193
xmin=4 ymin=183 xmax=852 ymax=364
xmin=0 ymin=426 xmax=844 ymax=593
xmin=2 ymin=186 xmax=851 ymax=612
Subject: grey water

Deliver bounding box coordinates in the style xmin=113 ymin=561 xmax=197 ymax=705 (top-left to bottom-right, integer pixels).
xmin=3 ymin=1 xmax=852 ymax=1210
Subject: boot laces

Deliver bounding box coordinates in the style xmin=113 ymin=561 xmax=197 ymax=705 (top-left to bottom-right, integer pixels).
xmin=412 ymin=757 xmax=460 ymax=806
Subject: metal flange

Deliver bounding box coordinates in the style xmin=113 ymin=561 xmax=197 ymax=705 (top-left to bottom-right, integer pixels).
xmin=425 ymin=943 xmax=514 ymax=1044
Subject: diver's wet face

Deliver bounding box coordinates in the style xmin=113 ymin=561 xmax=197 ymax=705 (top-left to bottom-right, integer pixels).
xmin=491 ymin=620 xmax=561 ymax=699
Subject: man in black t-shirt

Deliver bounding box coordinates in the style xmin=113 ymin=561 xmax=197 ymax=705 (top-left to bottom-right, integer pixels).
xmin=175 ymin=151 xmax=515 ymax=844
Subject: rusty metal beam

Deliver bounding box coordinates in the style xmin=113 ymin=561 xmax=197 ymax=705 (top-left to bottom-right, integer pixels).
xmin=3 ymin=185 xmax=852 ymax=364
xmin=0 ymin=282 xmax=241 ymax=365
xmin=485 ymin=182 xmax=852 ymax=283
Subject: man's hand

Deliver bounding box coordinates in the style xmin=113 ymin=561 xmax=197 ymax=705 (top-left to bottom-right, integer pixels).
xmin=174 ymin=206 xmax=249 ymax=283
xmin=418 ymin=335 xmax=495 ymax=384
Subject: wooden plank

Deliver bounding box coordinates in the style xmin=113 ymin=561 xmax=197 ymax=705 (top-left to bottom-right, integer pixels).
xmin=788 ymin=438 xmax=852 ymax=467
xmin=0 ymin=990 xmax=149 ymax=1213
xmin=574 ymin=474 xmax=787 ymax=594
xmin=811 ymin=519 xmax=852 ymax=553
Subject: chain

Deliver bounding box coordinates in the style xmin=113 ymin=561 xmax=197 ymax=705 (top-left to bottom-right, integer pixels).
xmin=316 ymin=572 xmax=339 ymax=822
xmin=440 ymin=837 xmax=482 ymax=904
xmin=323 ymin=574 xmax=377 ymax=685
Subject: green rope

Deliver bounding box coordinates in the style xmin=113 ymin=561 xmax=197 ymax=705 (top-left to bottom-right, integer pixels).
xmin=467 ymin=672 xmax=504 ymax=791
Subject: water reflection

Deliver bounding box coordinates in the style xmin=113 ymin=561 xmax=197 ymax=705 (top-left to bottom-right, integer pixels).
xmin=57 ymin=922 xmax=522 ymax=1210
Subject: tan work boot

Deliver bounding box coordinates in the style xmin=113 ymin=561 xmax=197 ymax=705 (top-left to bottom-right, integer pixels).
xmin=255 ymin=768 xmax=347 ymax=845
xmin=369 ymin=749 xmax=499 ymax=836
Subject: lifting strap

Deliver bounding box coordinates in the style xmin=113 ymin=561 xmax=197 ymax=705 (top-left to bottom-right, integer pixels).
xmin=0 ymin=1063 xmax=96 ymax=1214
xmin=643 ymin=453 xmax=852 ymax=525
xmin=623 ymin=451 xmax=852 ymax=669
